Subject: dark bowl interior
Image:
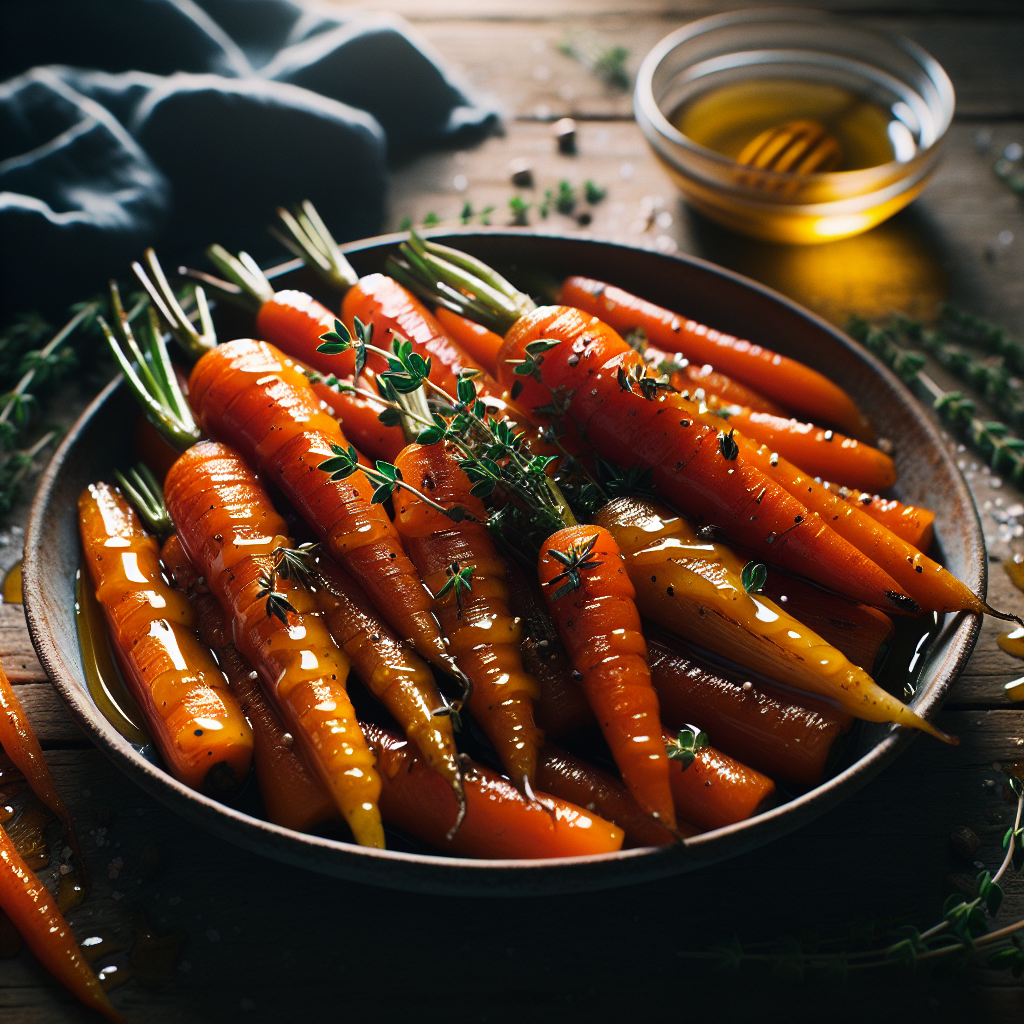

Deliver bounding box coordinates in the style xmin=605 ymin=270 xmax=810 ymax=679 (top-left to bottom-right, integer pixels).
xmin=23 ymin=231 xmax=983 ymax=895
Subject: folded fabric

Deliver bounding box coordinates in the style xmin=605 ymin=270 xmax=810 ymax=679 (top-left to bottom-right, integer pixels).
xmin=0 ymin=0 xmax=499 ymax=319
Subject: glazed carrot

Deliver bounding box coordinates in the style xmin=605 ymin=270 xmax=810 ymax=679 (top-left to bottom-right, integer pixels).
xmin=165 ymin=441 xmax=384 ymax=848
xmin=539 ymin=525 xmax=677 ymax=831
xmin=820 ymin=480 xmax=935 ymax=550
xmin=309 ymin=365 xmax=405 ymax=463
xmin=647 ymin=631 xmax=852 ymax=788
xmin=504 ymin=562 xmax=594 ymax=738
xmin=79 ymin=482 xmax=254 ymax=795
xmin=434 ymin=306 xmax=504 ymax=377
xmin=559 ymin=275 xmax=875 ymax=441
xmin=392 ymin=443 xmax=542 ymax=789
xmin=758 ymin=573 xmax=894 ymax=673
xmin=256 ymin=288 xmax=354 ymax=375
xmin=667 ymin=361 xmax=788 ymax=416
xmin=0 ymin=662 xmax=86 ymax=882
xmin=313 ymin=552 xmax=463 ymax=801
xmin=0 ymin=825 xmax=120 ymax=1022
xmin=500 ymin=306 xmax=916 ymax=614
xmin=665 ymin=735 xmax=777 ymax=831
xmin=597 ymin=497 xmax=955 ymax=742
xmin=702 ymin=399 xmax=897 ymax=492
xmin=160 ymin=534 xmax=337 ymax=834
xmin=365 ymin=723 xmax=623 ymax=858
xmin=536 ymin=744 xmax=684 ymax=847
xmin=188 ymin=338 xmax=449 ymax=669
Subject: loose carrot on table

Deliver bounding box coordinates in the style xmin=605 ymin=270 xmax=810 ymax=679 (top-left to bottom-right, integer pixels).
xmin=365 ymin=723 xmax=623 ymax=859
xmin=0 ymin=662 xmax=86 ymax=883
xmin=187 ymin=338 xmax=450 ymax=670
xmin=160 ymin=534 xmax=338 ymax=834
xmin=665 ymin=735 xmax=777 ymax=832
xmin=313 ymin=553 xmax=463 ymax=802
xmin=539 ymin=525 xmax=677 ymax=832
xmin=78 ymin=482 xmax=254 ymax=796
xmin=165 ymin=441 xmax=385 ymax=848
xmin=819 ymin=480 xmax=935 ymax=550
xmin=392 ymin=442 xmax=543 ymax=790
xmin=0 ymin=824 xmax=120 ymax=1022
xmin=558 ymin=275 xmax=876 ymax=441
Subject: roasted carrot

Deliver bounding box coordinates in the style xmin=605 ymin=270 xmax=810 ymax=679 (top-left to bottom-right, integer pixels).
xmin=164 ymin=441 xmax=384 ymax=848
xmin=78 ymin=482 xmax=254 ymax=795
xmin=0 ymin=662 xmax=86 ymax=883
xmin=647 ymin=631 xmax=852 ymax=788
xmin=365 ymin=723 xmax=623 ymax=858
xmin=500 ymin=306 xmax=916 ymax=613
xmin=700 ymin=399 xmax=897 ymax=492
xmin=559 ymin=275 xmax=875 ymax=441
xmin=313 ymin=552 xmax=463 ymax=801
xmin=537 ymin=743 xmax=684 ymax=847
xmin=539 ymin=525 xmax=677 ymax=831
xmin=597 ymin=497 xmax=955 ymax=742
xmin=665 ymin=734 xmax=777 ymax=831
xmin=758 ymin=573 xmax=894 ymax=674
xmin=309 ymin=365 xmax=405 ymax=464
xmin=434 ymin=306 xmax=504 ymax=377
xmin=256 ymin=288 xmax=353 ymax=375
xmin=0 ymin=824 xmax=120 ymax=1022
xmin=667 ymin=361 xmax=788 ymax=416
xmin=504 ymin=561 xmax=594 ymax=738
xmin=160 ymin=534 xmax=337 ymax=833
xmin=187 ymin=338 xmax=449 ymax=669
xmin=820 ymin=480 xmax=935 ymax=550
xmin=392 ymin=443 xmax=543 ymax=789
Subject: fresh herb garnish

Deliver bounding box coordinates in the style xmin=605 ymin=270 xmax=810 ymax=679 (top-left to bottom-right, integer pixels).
xmin=545 ymin=533 xmax=603 ymax=601
xmin=741 ymin=561 xmax=767 ymax=594
xmin=665 ymin=726 xmax=709 ymax=769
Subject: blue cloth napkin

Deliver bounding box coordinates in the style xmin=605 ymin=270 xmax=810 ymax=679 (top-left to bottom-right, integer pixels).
xmin=0 ymin=0 xmax=499 ymax=319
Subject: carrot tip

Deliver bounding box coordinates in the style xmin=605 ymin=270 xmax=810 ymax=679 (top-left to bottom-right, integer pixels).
xmin=446 ymin=785 xmax=468 ymax=841
xmin=984 ymin=604 xmax=1024 ymax=629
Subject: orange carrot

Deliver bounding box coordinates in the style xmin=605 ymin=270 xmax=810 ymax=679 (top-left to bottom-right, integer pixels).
xmin=165 ymin=441 xmax=384 ymax=848
xmin=499 ymin=306 xmax=917 ymax=614
xmin=187 ymin=338 xmax=449 ymax=669
xmin=819 ymin=480 xmax=935 ymax=550
xmin=365 ymin=723 xmax=623 ymax=858
xmin=667 ymin=361 xmax=788 ymax=416
xmin=313 ymin=552 xmax=462 ymax=801
xmin=79 ymin=482 xmax=254 ymax=796
xmin=559 ymin=275 xmax=875 ymax=441
xmin=703 ymin=400 xmax=897 ymax=492
xmin=434 ymin=306 xmax=504 ymax=377
xmin=0 ymin=825 xmax=120 ymax=1022
xmin=309 ymin=365 xmax=405 ymax=463
xmin=538 ymin=525 xmax=677 ymax=832
xmin=160 ymin=535 xmax=337 ymax=833
xmin=536 ymin=743 xmax=686 ymax=847
xmin=392 ymin=443 xmax=542 ymax=789
xmin=256 ymin=288 xmax=354 ymax=376
xmin=665 ymin=734 xmax=777 ymax=831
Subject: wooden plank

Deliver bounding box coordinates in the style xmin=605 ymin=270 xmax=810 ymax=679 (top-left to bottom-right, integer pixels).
xmin=412 ymin=16 xmax=1024 ymax=122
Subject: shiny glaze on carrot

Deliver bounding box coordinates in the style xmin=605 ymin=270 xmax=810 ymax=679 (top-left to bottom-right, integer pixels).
xmin=256 ymin=288 xmax=355 ymax=377
xmin=665 ymin=734 xmax=777 ymax=831
xmin=309 ymin=366 xmax=405 ymax=463
xmin=434 ymin=306 xmax=504 ymax=377
xmin=539 ymin=525 xmax=676 ymax=831
xmin=365 ymin=723 xmax=623 ymax=859
xmin=188 ymin=338 xmax=448 ymax=668
xmin=667 ymin=361 xmax=788 ymax=416
xmin=314 ymin=552 xmax=462 ymax=801
xmin=392 ymin=443 xmax=542 ymax=789
xmin=160 ymin=534 xmax=337 ymax=834
xmin=0 ymin=825 xmax=120 ymax=1022
xmin=498 ymin=306 xmax=916 ymax=613
xmin=820 ymin=480 xmax=935 ymax=550
xmin=559 ymin=275 xmax=875 ymax=441
xmin=164 ymin=441 xmax=384 ymax=848
xmin=78 ymin=483 xmax=253 ymax=795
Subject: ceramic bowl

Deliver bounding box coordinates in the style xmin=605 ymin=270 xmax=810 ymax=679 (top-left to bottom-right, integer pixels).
xmin=23 ymin=231 xmax=982 ymax=895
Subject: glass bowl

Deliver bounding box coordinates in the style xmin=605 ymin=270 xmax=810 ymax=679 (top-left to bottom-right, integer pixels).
xmin=634 ymin=8 xmax=955 ymax=244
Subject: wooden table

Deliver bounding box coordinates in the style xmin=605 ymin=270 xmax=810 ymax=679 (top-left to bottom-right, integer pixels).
xmin=1 ymin=2 xmax=1022 ymax=1021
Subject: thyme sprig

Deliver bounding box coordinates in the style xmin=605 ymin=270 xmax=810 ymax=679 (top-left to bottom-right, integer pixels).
xmin=665 ymin=726 xmax=709 ymax=769
xmin=544 ymin=533 xmax=602 ymax=601
xmin=683 ymin=778 xmax=1024 ymax=976
xmin=434 ymin=561 xmax=475 ymax=620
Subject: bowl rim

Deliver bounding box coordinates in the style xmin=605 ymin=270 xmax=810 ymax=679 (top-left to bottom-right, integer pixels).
xmin=23 ymin=228 xmax=983 ymax=895
xmin=633 ymin=5 xmax=956 ymax=187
